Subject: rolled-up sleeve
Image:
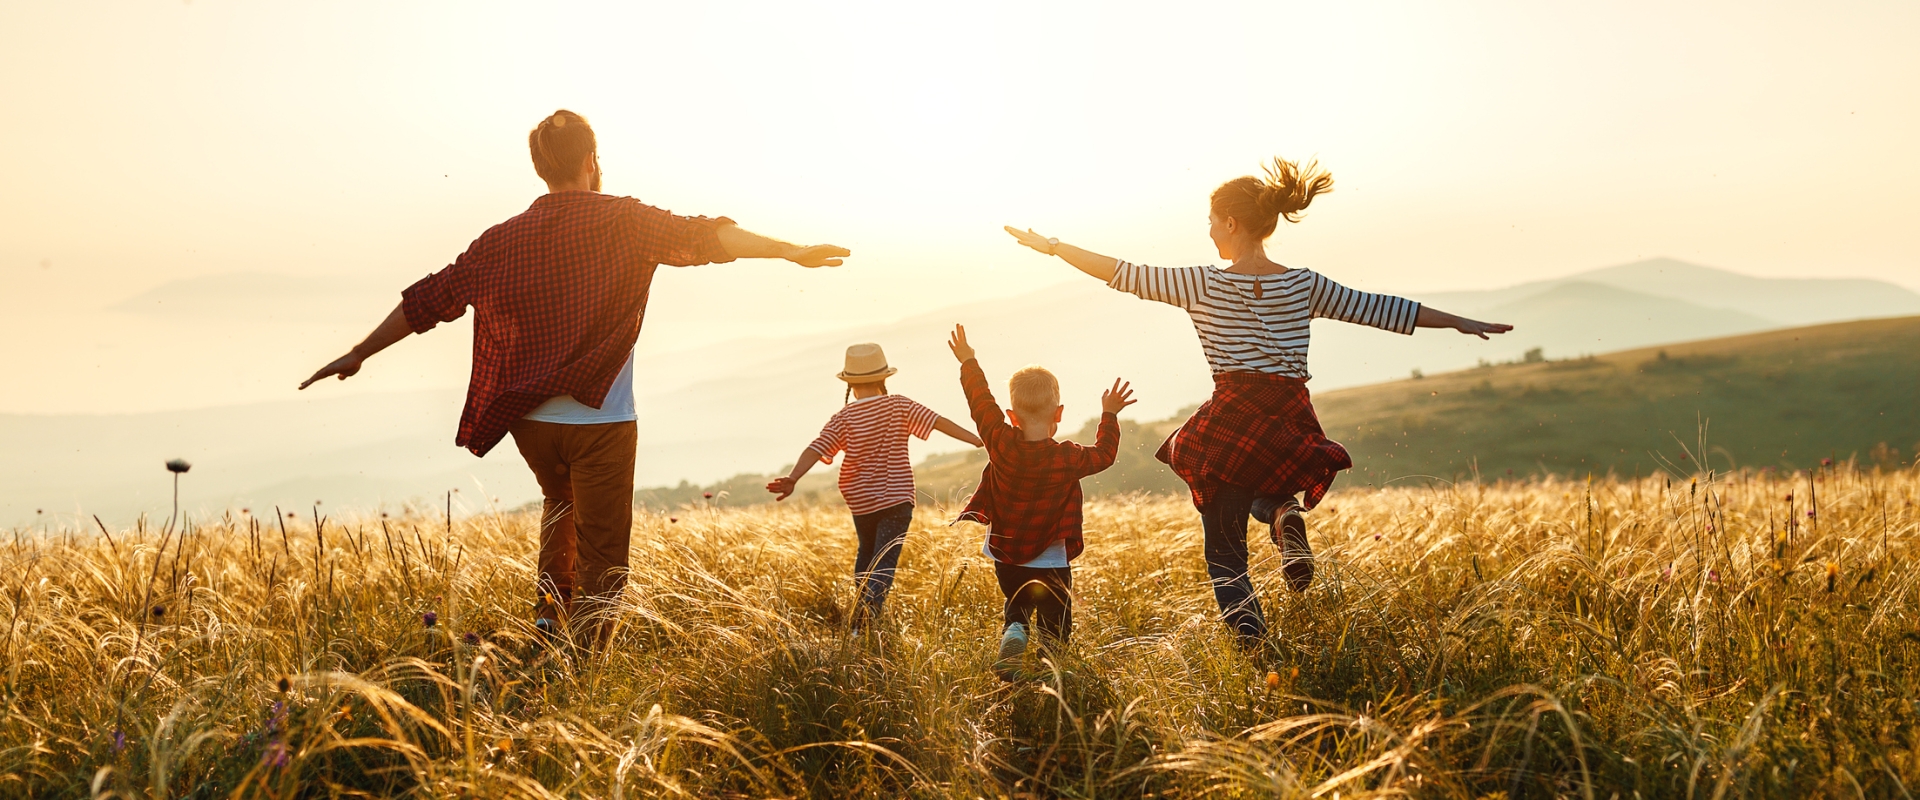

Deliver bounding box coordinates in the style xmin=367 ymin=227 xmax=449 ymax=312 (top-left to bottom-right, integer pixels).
xmin=628 ymin=202 xmax=737 ymax=267
xmin=400 ymin=249 xmax=480 ymax=334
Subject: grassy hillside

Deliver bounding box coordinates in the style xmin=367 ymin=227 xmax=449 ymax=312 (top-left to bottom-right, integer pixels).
xmin=1323 ymin=314 xmax=1920 ymax=486
xmin=910 ymin=315 xmax=1920 ymax=502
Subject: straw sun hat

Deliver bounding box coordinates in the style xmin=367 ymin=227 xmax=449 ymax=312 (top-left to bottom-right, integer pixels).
xmin=836 ymin=343 xmax=897 ymax=384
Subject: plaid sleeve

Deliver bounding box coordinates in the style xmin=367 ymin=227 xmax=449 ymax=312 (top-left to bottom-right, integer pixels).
xmin=806 ymin=414 xmax=846 ymax=460
xmin=627 ymin=201 xmax=738 ymax=267
xmin=901 ymin=397 xmax=939 ymax=440
xmin=1108 ymin=261 xmax=1206 ymax=309
xmin=1306 ymin=271 xmax=1420 ymax=335
xmin=399 ymin=242 xmax=482 ymax=333
xmin=1067 ymin=412 xmax=1122 ymax=478
xmin=959 ymin=359 xmax=1015 ymax=449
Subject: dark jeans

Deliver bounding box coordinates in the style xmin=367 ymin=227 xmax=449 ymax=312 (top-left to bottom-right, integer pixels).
xmin=1199 ymin=484 xmax=1294 ymax=645
xmin=994 ymin=561 xmax=1073 ymax=642
xmin=851 ymin=502 xmax=914 ymax=619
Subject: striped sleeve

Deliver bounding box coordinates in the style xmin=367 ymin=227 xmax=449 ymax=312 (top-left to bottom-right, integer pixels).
xmin=1107 ymin=261 xmax=1207 ymax=310
xmin=900 ymin=397 xmax=939 ymax=440
xmin=1306 ymin=272 xmax=1421 ymax=335
xmin=806 ymin=414 xmax=846 ymax=459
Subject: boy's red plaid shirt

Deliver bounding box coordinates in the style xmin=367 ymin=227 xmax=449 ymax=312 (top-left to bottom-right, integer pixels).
xmin=956 ymin=359 xmax=1120 ymax=564
xmin=401 ymin=191 xmax=735 ymax=456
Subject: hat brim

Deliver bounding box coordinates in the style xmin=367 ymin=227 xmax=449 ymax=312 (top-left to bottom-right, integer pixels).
xmin=837 ymin=367 xmax=897 ymax=384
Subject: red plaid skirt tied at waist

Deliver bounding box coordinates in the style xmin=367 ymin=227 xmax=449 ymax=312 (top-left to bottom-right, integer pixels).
xmin=1156 ymin=371 xmax=1352 ymax=510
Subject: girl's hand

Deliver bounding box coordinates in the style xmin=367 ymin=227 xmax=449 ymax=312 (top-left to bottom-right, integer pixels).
xmin=1100 ymin=378 xmax=1137 ymax=415
xmin=1003 ymin=226 xmax=1057 ymax=256
xmin=765 ymin=476 xmax=797 ymax=501
xmin=948 ymin=324 xmax=976 ymax=363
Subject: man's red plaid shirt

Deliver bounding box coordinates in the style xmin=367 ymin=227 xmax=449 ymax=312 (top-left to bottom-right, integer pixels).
xmin=401 ymin=191 xmax=734 ymax=456
xmin=955 ymin=358 xmax=1120 ymax=564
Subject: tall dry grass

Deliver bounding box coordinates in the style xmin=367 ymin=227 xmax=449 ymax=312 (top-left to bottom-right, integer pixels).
xmin=5 ymin=465 xmax=1920 ymax=797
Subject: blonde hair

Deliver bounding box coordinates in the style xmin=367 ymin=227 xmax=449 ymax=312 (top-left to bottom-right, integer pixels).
xmin=1210 ymin=157 xmax=1334 ymax=239
xmin=1008 ymin=366 xmax=1060 ymax=418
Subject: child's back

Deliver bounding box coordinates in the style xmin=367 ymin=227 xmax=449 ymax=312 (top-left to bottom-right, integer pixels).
xmin=810 ymin=393 xmax=937 ymax=515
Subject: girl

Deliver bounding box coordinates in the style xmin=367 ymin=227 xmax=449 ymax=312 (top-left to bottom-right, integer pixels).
xmin=767 ymin=342 xmax=984 ymax=628
xmin=1004 ymin=158 xmax=1511 ymax=646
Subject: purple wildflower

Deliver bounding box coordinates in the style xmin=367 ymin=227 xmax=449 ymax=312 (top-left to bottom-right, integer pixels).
xmin=423 ymin=611 xmax=438 ymax=628
xmin=463 ymin=632 xmax=480 ymax=646
xmin=1708 ymin=569 xmax=1720 ymax=583
xmin=1822 ymin=458 xmax=1834 ymax=467
xmin=112 ymin=730 xmax=126 ymax=754
xmin=263 ymin=741 xmax=289 ymax=768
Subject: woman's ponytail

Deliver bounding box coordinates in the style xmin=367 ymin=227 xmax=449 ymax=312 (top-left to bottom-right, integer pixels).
xmin=1210 ymin=156 xmax=1334 ymax=239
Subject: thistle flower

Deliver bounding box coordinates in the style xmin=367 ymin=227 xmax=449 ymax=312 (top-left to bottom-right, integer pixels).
xmin=463 ymin=632 xmax=480 ymax=646
xmin=111 ymin=730 xmax=126 ymax=754
xmin=1822 ymin=458 xmax=1834 ymax=467
xmin=669 ymin=517 xmax=678 ymax=523
xmin=423 ymin=611 xmax=438 ymax=628
xmin=1708 ymin=569 xmax=1720 ymax=583
xmin=703 ymin=492 xmax=714 ymax=499
xmin=165 ymin=459 xmax=191 ymax=474
xmin=277 ymin=676 xmax=292 ymax=693
xmin=1661 ymin=564 xmax=1673 ymax=581
xmin=151 ymin=605 xmax=165 ymax=618
xmin=263 ymin=741 xmax=289 ymax=768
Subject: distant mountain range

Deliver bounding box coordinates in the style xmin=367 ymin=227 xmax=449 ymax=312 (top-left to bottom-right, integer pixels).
xmin=5 ymin=258 xmax=1917 ymax=523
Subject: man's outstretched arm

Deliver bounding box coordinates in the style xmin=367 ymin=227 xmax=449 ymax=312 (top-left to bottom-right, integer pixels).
xmin=299 ymin=303 xmax=412 ymax=389
xmin=715 ymin=224 xmax=849 ymax=267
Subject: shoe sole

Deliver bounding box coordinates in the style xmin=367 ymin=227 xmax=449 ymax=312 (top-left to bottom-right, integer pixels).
xmin=1274 ymin=509 xmax=1314 ymax=592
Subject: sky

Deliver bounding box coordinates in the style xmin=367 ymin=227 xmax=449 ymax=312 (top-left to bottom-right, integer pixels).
xmin=2 ymin=0 xmax=1917 ymax=415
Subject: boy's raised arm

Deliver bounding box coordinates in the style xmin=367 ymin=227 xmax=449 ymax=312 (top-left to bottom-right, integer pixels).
xmin=1071 ymin=378 xmax=1133 ymax=476
xmin=949 ymin=325 xmax=1009 ymax=439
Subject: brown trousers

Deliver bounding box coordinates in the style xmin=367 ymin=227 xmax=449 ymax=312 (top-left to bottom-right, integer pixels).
xmin=509 ymin=419 xmax=637 ymax=625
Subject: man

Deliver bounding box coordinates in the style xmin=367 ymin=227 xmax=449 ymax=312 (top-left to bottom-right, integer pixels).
xmin=300 ymin=110 xmax=847 ymax=645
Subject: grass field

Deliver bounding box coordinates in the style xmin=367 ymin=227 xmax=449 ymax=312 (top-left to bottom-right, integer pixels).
xmin=8 ymin=465 xmax=1920 ymax=797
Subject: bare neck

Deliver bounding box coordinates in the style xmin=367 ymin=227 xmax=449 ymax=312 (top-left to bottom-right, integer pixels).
xmin=1224 ymin=241 xmax=1285 ymax=275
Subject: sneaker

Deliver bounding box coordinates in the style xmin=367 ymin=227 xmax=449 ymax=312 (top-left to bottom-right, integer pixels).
xmin=994 ymin=622 xmax=1029 ymax=681
xmin=1269 ymin=504 xmax=1314 ymax=592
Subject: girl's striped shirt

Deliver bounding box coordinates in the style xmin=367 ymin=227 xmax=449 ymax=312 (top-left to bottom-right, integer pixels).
xmin=807 ymin=394 xmax=940 ymax=515
xmin=1108 ymin=261 xmax=1421 ymax=379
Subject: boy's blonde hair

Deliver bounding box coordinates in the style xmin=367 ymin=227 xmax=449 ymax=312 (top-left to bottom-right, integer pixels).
xmin=1008 ymin=366 xmax=1060 ymax=419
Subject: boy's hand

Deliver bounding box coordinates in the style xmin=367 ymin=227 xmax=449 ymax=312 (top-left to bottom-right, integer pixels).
xmin=1101 ymin=378 xmax=1136 ymax=415
xmin=947 ymin=324 xmax=976 ymax=363
xmin=765 ymin=476 xmax=797 ymax=501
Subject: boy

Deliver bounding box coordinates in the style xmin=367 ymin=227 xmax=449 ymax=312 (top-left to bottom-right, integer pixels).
xmin=946 ymin=324 xmax=1133 ymax=679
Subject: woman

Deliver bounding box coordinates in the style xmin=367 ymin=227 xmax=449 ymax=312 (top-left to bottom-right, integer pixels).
xmin=1005 ymin=157 xmax=1511 ymax=646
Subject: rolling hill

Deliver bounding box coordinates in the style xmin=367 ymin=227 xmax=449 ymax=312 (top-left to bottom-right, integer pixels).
xmin=901 ymin=314 xmax=1920 ymax=501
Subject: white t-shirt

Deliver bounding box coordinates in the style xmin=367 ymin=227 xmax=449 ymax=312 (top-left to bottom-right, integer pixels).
xmin=522 ymin=350 xmax=637 ymax=424
xmin=982 ymin=536 xmax=1070 ymax=568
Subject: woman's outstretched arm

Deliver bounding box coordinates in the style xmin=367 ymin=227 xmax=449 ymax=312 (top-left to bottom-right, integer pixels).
xmin=1415 ymin=306 xmax=1514 ymax=339
xmin=1004 ymin=226 xmax=1120 ymax=282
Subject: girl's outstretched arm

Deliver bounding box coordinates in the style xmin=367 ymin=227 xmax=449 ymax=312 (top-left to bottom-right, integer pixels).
xmin=766 ymin=447 xmax=829 ymax=501
xmin=1004 ymin=226 xmax=1120 ymax=282
xmin=933 ymin=416 xmax=985 ymax=448
xmin=1415 ymin=306 xmax=1514 ymax=339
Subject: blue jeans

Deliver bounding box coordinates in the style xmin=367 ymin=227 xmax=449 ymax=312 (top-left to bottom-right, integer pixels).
xmin=851 ymin=503 xmax=914 ymax=620
xmin=1200 ymin=485 xmax=1293 ymax=646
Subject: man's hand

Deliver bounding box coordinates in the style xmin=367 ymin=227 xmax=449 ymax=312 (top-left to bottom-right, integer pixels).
xmin=947 ymin=324 xmax=976 ymax=363
xmin=300 ymin=352 xmax=365 ymax=390
xmin=784 ymin=244 xmax=850 ymax=268
xmin=766 ymin=476 xmax=798 ymax=501
xmin=1101 ymin=378 xmax=1137 ymax=415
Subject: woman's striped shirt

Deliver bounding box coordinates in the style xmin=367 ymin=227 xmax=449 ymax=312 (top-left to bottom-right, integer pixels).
xmin=807 ymin=394 xmax=940 ymax=515
xmin=1108 ymin=261 xmax=1421 ymax=379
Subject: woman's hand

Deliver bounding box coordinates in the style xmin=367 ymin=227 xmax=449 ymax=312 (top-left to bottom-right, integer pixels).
xmin=765 ymin=476 xmax=797 ymax=501
xmin=1452 ymin=317 xmax=1513 ymax=339
xmin=1003 ymin=226 xmax=1057 ymax=255
xmin=1415 ymin=306 xmax=1514 ymax=340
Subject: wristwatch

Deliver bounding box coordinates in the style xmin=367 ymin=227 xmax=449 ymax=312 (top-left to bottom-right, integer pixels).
xmin=1046 ymin=237 xmax=1060 ymax=256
